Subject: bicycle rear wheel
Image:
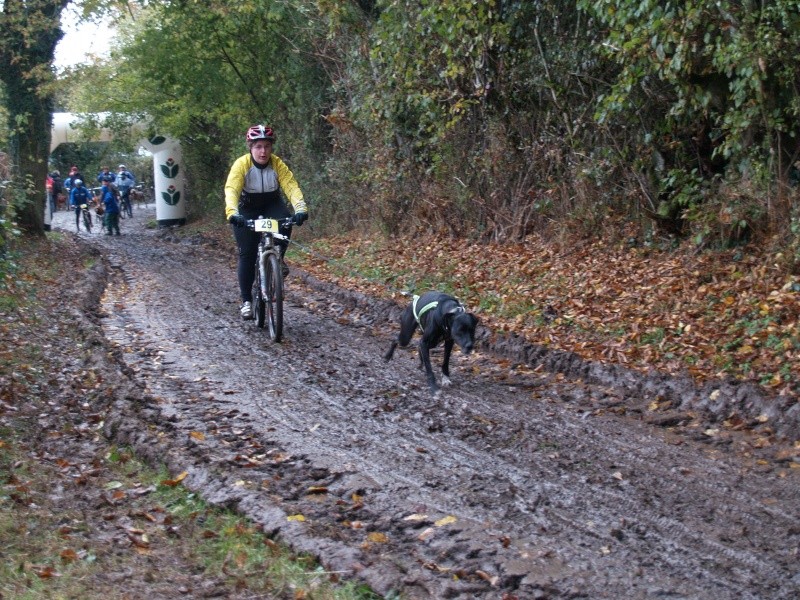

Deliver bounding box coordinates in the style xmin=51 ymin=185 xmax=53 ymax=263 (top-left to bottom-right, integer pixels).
xmin=265 ymin=252 xmax=284 ymax=341
xmin=252 ymin=255 xmax=266 ymax=328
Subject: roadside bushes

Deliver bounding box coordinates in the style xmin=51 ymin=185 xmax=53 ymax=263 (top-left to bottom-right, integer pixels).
xmin=62 ymin=0 xmax=800 ymax=256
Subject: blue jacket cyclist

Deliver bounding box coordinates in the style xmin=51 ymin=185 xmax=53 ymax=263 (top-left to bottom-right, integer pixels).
xmin=224 ymin=124 xmax=308 ymax=320
xmin=69 ymin=180 xmax=93 ymax=232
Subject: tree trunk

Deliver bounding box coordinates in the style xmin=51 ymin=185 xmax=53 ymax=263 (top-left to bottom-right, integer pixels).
xmin=0 ymin=0 xmax=70 ymax=236
xmin=5 ymin=77 xmax=53 ymax=236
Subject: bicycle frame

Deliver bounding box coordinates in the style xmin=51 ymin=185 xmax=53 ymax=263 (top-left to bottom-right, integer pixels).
xmin=249 ymin=217 xmax=293 ymax=341
xmin=80 ymin=203 xmax=93 ymax=232
xmin=119 ymin=188 xmax=133 ymax=218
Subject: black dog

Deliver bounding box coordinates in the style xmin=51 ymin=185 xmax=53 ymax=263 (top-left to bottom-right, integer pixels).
xmin=384 ymin=291 xmax=479 ymax=392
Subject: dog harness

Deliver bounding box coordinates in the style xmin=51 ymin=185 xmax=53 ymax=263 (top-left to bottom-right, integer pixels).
xmin=412 ymin=295 xmax=465 ymax=331
xmin=412 ymin=295 xmax=438 ymax=326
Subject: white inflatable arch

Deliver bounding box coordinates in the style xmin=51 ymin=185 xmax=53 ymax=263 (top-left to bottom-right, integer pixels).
xmin=51 ymin=112 xmax=186 ymax=227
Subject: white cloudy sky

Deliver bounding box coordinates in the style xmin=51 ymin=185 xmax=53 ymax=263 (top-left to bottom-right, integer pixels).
xmin=54 ymin=5 xmax=112 ymax=71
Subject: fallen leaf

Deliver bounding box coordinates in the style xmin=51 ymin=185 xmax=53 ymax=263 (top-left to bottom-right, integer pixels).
xmin=404 ymin=513 xmax=429 ymax=522
xmin=287 ymin=514 xmax=306 ymax=522
xmin=160 ymin=471 xmax=188 ymax=487
xmin=60 ymin=549 xmax=78 ymax=563
xmin=435 ymin=515 xmax=457 ymax=527
xmin=32 ymin=565 xmax=60 ymax=578
xmin=189 ymin=431 xmax=205 ymax=441
xmin=475 ymin=569 xmax=499 ymax=585
xmin=367 ymin=532 xmax=388 ymax=543
xmin=421 ymin=560 xmax=450 ymax=572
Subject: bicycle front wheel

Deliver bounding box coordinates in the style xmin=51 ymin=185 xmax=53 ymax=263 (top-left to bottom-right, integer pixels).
xmin=83 ymin=210 xmax=92 ymax=233
xmin=265 ymin=252 xmax=284 ymax=341
xmin=252 ymin=255 xmax=266 ymax=329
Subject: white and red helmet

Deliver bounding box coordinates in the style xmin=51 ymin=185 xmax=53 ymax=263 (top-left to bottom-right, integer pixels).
xmin=245 ymin=124 xmax=275 ymax=142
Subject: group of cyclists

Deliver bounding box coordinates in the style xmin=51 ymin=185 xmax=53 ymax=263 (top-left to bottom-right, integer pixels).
xmin=48 ymin=163 xmax=139 ymax=233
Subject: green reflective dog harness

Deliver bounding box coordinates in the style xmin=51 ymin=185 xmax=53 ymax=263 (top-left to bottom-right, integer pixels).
xmin=412 ymin=295 xmax=438 ymax=327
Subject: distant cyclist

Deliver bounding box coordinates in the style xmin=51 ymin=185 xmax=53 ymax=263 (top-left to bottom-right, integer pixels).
xmin=96 ymin=165 xmax=116 ymax=184
xmin=224 ymin=124 xmax=308 ymax=320
xmin=116 ymin=164 xmax=136 ymax=216
xmin=69 ymin=179 xmax=93 ymax=232
xmin=64 ymin=165 xmax=84 ymax=194
xmin=102 ymin=179 xmax=121 ymax=236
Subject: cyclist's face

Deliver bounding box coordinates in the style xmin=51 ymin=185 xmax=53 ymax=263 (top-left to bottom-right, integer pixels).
xmin=250 ymin=140 xmax=273 ymax=163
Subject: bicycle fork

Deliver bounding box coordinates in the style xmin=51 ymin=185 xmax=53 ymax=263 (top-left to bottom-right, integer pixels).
xmin=258 ymin=243 xmax=272 ymax=300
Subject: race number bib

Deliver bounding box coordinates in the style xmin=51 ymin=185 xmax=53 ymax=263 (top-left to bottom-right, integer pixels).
xmin=253 ymin=218 xmax=279 ymax=233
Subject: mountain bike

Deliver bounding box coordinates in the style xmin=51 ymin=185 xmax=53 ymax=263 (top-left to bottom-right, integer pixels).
xmin=80 ymin=203 xmax=93 ymax=233
xmin=247 ymin=217 xmax=293 ymax=342
xmin=119 ymin=189 xmax=133 ymax=218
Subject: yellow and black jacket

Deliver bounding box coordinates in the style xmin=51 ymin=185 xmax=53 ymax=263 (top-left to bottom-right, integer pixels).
xmin=224 ymin=153 xmax=307 ymax=221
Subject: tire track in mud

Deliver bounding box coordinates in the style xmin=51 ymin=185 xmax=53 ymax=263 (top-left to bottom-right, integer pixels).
xmin=56 ymin=209 xmax=799 ymax=600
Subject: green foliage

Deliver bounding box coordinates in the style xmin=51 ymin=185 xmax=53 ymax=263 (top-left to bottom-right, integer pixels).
xmin=0 ymin=175 xmax=34 ymax=272
xmin=0 ymin=219 xmax=21 ymax=294
xmin=366 ymin=0 xmax=499 ymax=153
xmin=581 ymin=0 xmax=800 ymax=192
xmin=67 ymin=1 xmax=332 ymax=218
xmin=46 ymin=0 xmax=800 ymax=247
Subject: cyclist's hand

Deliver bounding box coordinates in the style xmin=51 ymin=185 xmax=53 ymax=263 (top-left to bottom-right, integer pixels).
xmin=228 ymin=214 xmax=247 ymax=228
xmin=293 ymin=212 xmax=308 ymax=226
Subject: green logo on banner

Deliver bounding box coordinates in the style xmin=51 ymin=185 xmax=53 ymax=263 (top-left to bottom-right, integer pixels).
xmin=162 ymin=185 xmax=180 ymax=206
xmin=160 ymin=157 xmax=179 ymax=179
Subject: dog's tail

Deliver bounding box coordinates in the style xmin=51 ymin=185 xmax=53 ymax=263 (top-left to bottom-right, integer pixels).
xmin=384 ymin=341 xmax=398 ymax=362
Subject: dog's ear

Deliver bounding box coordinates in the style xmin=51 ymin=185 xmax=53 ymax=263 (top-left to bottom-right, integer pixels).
xmin=467 ymin=313 xmax=479 ymax=327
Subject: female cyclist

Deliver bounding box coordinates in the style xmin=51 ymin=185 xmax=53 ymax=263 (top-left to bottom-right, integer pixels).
xmin=224 ymin=125 xmax=308 ymax=320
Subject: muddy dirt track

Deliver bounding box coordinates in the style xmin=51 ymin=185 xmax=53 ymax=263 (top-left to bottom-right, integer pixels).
xmin=53 ymin=207 xmax=799 ymax=599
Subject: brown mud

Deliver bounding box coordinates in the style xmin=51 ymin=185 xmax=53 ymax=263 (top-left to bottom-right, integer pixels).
xmin=52 ymin=207 xmax=799 ymax=599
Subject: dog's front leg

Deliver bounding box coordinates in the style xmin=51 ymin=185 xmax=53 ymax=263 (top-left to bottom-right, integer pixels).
xmin=440 ymin=338 xmax=454 ymax=387
xmin=418 ymin=341 xmax=439 ymax=392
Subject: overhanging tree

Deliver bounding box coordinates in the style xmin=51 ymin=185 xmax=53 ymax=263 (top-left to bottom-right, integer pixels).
xmin=0 ymin=0 xmax=70 ymax=235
